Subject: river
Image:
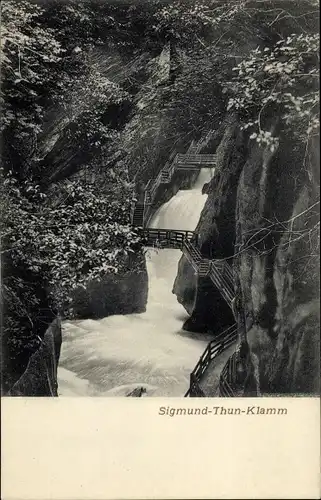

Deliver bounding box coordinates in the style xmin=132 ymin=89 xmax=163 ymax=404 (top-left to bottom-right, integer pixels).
xmin=58 ymin=168 xmax=214 ymax=396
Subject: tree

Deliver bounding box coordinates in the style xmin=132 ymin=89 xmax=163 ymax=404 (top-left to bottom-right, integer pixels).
xmin=0 ymin=0 xmax=142 ymax=390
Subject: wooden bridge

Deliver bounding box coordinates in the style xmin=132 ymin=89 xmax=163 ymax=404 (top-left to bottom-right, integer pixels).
xmin=139 ymin=228 xmax=198 ymax=249
xmin=176 ymin=153 xmax=217 ymax=169
xmin=139 ymin=228 xmax=234 ymax=299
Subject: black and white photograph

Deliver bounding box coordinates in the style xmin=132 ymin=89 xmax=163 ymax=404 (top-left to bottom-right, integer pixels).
xmin=1 ymin=0 xmax=320 ymax=400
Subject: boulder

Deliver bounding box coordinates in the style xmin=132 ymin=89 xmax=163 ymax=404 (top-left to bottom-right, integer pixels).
xmin=8 ymin=318 xmax=62 ymax=397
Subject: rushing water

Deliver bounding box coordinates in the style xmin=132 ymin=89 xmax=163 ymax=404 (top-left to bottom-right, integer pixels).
xmin=58 ymin=168 xmax=214 ymax=397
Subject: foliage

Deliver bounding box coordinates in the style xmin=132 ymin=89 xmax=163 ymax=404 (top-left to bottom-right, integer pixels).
xmin=56 ymin=60 xmax=130 ymax=153
xmin=1 ymin=0 xmax=320 ymax=390
xmin=1 ymin=1 xmax=63 ymax=134
xmin=2 ymin=169 xmax=140 ymax=314
xmin=0 ymin=0 xmax=140 ymax=388
xmin=151 ymin=0 xmax=247 ymax=48
xmin=1 ymin=1 xmax=132 ymax=173
xmin=227 ymin=33 xmax=319 ymax=150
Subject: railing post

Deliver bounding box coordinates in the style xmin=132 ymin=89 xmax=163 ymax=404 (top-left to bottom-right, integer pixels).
xmin=130 ymin=199 xmax=135 ymax=225
xmin=190 ymin=373 xmax=194 ymax=396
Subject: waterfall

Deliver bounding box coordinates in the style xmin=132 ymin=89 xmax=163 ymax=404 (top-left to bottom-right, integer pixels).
xmin=58 ymin=168 xmax=214 ymax=397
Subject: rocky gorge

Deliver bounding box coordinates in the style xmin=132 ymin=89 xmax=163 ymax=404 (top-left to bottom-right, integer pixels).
xmin=2 ymin=0 xmax=319 ymax=397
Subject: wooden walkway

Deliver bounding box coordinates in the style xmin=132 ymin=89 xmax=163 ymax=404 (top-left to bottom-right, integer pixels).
xmin=131 ymin=133 xmax=216 ymax=227
xmin=185 ymin=324 xmax=238 ymax=397
xmin=139 ymin=228 xmax=197 ymax=249
xmin=131 ymin=134 xmax=239 ymax=397
xmin=139 ymin=228 xmax=234 ymax=304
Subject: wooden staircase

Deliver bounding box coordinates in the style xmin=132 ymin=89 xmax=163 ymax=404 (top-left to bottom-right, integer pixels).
xmin=187 ymin=130 xmax=213 ymax=154
xmin=198 ymin=259 xmax=211 ymax=277
xmin=132 ymin=204 xmax=145 ymax=227
xmin=187 ymin=140 xmax=200 ymax=155
xmin=182 ymin=239 xmax=202 ymax=272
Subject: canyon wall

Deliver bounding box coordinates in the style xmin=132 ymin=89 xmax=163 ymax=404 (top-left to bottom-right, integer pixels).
xmin=174 ymin=115 xmax=320 ymax=395
xmin=8 ymin=319 xmax=62 ymax=397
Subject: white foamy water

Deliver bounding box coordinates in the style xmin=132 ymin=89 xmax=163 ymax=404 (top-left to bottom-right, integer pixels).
xmin=58 ymin=168 xmax=214 ymax=397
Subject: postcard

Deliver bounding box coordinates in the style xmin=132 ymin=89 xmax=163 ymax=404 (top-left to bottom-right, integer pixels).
xmin=1 ymin=1 xmax=320 ymax=498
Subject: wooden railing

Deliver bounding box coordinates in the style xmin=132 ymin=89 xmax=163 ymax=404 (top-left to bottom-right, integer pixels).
xmin=208 ymin=261 xmax=234 ymax=307
xmin=219 ymin=352 xmax=238 ymax=397
xmin=176 ymin=153 xmax=217 ymax=167
xmin=182 ymin=239 xmax=202 ymax=269
xmin=185 ymin=131 xmax=214 ymax=156
xmin=138 ymin=228 xmax=235 ymax=308
xmin=219 ymin=344 xmax=252 ymax=397
xmin=140 ymin=229 xmax=214 ymax=278
xmin=186 ymin=140 xmax=199 ymax=155
xmin=139 ymin=228 xmax=198 ymax=249
xmin=131 ymin=134 xmax=216 ymax=226
xmin=185 ymin=323 xmax=238 ymax=397
xmin=182 ymin=240 xmax=213 ymax=277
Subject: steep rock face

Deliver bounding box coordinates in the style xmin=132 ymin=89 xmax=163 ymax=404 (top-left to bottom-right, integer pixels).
xmin=270 ymin=191 xmax=319 ymax=394
xmin=234 ymin=131 xmax=320 ymax=395
xmin=37 ymin=47 xmax=153 ymax=183
xmin=8 ymin=319 xmax=62 ymax=397
xmin=174 ymin=117 xmax=319 ymax=394
xmin=181 ymin=275 xmax=234 ymax=334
